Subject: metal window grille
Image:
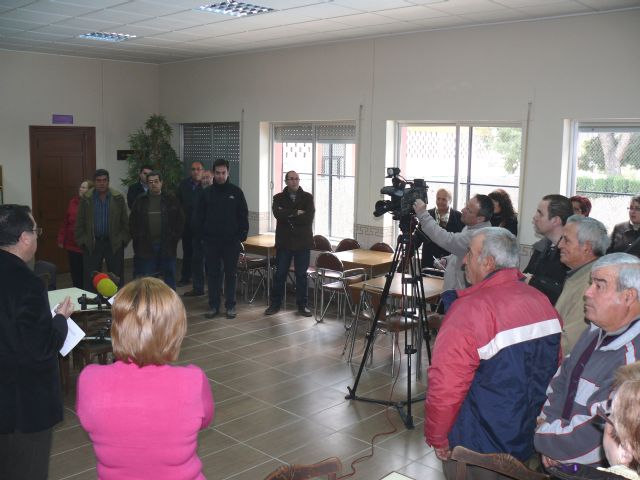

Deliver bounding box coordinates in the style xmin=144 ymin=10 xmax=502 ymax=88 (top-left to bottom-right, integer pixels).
xmin=182 ymin=122 xmax=241 ymax=183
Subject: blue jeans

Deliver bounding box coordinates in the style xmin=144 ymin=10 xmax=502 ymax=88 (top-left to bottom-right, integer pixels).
xmin=204 ymin=240 xmax=241 ymax=311
xmin=138 ymin=242 xmax=177 ymax=290
xmin=270 ymin=248 xmax=310 ymax=308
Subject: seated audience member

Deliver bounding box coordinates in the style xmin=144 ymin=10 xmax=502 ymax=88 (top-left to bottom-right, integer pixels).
xmin=77 ymin=277 xmax=214 ymax=480
xmin=425 ymin=227 xmax=561 ymax=479
xmin=555 ymin=215 xmax=609 ymax=353
xmin=570 ymin=195 xmax=592 ymax=217
xmin=609 ymin=196 xmax=640 ymax=257
xmin=524 ymin=194 xmax=573 ymax=305
xmin=414 ymin=188 xmax=463 ymax=270
xmin=488 ymin=189 xmax=518 ymax=236
xmin=535 ymin=253 xmax=640 ymax=468
xmin=413 ymin=194 xmax=493 ymax=292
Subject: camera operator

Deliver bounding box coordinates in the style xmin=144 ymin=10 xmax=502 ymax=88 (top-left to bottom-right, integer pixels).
xmin=413 ymin=194 xmax=493 ymax=294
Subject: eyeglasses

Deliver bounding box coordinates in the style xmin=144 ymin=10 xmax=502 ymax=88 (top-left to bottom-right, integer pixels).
xmin=287 ymin=177 xmax=300 ymax=181
xmin=593 ymin=402 xmax=614 ymax=429
xmin=628 ymin=207 xmax=640 ymax=212
xmin=31 ymin=227 xmax=43 ymax=237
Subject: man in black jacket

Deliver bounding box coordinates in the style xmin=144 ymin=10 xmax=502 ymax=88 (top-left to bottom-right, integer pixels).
xmin=0 ymin=205 xmax=74 ymax=480
xmin=129 ymin=171 xmax=185 ymax=290
xmin=126 ymin=164 xmax=152 ymax=210
xmin=265 ymin=171 xmax=315 ymax=316
xmin=195 ymin=159 xmax=248 ymax=319
xmin=177 ymin=161 xmax=203 ymax=286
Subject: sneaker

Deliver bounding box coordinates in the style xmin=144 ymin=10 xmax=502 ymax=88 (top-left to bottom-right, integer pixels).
xmin=226 ymin=308 xmax=236 ymax=319
xmin=264 ymin=305 xmax=281 ymax=315
xmin=177 ymin=279 xmax=191 ymax=287
xmin=183 ymin=289 xmax=205 ymax=297
xmin=204 ymin=309 xmax=219 ymax=319
xmin=297 ymin=306 xmax=312 ymax=317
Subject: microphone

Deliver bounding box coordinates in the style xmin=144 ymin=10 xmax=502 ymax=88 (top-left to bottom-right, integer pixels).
xmin=94 ymin=274 xmax=118 ymax=298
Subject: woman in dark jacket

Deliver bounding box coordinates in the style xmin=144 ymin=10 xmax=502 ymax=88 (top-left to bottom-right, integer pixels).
xmin=489 ymin=189 xmax=518 ymax=236
xmin=57 ymin=180 xmax=92 ymax=287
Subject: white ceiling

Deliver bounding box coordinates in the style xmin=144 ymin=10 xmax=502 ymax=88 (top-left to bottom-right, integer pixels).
xmin=0 ymin=0 xmax=639 ymax=64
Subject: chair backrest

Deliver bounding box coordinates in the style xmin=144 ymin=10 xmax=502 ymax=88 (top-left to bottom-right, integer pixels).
xmin=316 ymin=252 xmax=344 ymax=272
xmin=313 ymin=235 xmax=333 ymax=252
xmin=450 ymin=446 xmax=549 ymax=480
xmin=370 ymin=242 xmax=393 ymax=253
xmin=263 ymin=457 xmax=342 ymax=480
xmin=335 ymin=238 xmax=360 ymax=252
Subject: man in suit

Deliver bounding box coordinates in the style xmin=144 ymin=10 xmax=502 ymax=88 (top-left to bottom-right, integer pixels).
xmin=177 ymin=161 xmax=203 ymax=287
xmin=0 ymin=204 xmax=74 ymax=480
xmin=126 ymin=164 xmax=152 ymax=210
xmin=75 ymin=169 xmax=130 ymax=290
xmin=416 ymin=188 xmax=463 ymax=270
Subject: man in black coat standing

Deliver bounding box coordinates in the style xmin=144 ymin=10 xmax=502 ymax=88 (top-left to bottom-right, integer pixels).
xmin=177 ymin=161 xmax=203 ymax=287
xmin=265 ymin=171 xmax=315 ymax=317
xmin=195 ymin=159 xmax=248 ymax=319
xmin=0 ymin=205 xmax=74 ymax=480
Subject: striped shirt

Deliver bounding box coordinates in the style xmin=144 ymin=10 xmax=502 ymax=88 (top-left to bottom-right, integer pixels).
xmin=93 ymin=190 xmax=110 ymax=237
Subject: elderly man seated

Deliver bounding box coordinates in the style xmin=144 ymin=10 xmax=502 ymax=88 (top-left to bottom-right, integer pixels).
xmin=535 ymin=253 xmax=640 ymax=468
xmin=424 ymin=227 xmax=562 ymax=479
xmin=555 ymin=215 xmax=609 ymax=353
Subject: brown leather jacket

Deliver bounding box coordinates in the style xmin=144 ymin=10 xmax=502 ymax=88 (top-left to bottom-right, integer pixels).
xmin=272 ymin=187 xmax=315 ymax=251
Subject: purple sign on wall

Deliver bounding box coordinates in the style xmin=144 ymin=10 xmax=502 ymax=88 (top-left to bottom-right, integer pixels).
xmin=52 ymin=114 xmax=73 ymax=124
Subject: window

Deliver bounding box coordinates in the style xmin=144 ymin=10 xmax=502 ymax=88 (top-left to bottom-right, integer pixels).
xmin=181 ymin=122 xmax=241 ymax=183
xmin=272 ymin=122 xmax=357 ymax=239
xmin=570 ymin=123 xmax=640 ymax=232
xmin=397 ymin=123 xmax=522 ymax=211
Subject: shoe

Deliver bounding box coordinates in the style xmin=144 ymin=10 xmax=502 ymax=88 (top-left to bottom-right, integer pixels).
xmin=264 ymin=305 xmax=281 ymax=315
xmin=226 ymin=308 xmax=236 ymax=319
xmin=297 ymin=306 xmax=312 ymax=317
xmin=177 ymin=280 xmax=191 ymax=287
xmin=204 ymin=309 xmax=219 ymax=319
xmin=183 ymin=290 xmax=204 ymax=297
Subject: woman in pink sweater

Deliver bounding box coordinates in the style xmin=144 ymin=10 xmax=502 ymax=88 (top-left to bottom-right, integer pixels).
xmin=77 ymin=277 xmax=214 ymax=480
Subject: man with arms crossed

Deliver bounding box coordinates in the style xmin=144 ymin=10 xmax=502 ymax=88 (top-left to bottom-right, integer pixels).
xmin=425 ymin=227 xmax=561 ymax=479
xmin=264 ymin=170 xmax=315 ymax=317
xmin=535 ymin=252 xmax=640 ymax=467
xmin=0 ymin=205 xmax=74 ymax=480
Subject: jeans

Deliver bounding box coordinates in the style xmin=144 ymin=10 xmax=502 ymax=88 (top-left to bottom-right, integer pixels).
xmin=204 ymin=240 xmax=241 ymax=311
xmin=270 ymin=248 xmax=310 ymax=308
xmin=138 ymin=242 xmax=177 ymax=290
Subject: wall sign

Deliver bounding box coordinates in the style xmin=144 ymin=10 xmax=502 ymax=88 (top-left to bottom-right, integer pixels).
xmin=52 ymin=114 xmax=73 ymax=124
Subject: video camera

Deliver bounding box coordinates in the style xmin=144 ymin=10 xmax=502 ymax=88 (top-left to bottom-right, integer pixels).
xmin=373 ymin=167 xmax=428 ymax=221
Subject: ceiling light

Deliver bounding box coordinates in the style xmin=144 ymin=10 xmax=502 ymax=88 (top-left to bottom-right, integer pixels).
xmin=197 ymin=1 xmax=275 ymax=17
xmin=78 ymin=32 xmax=137 ymax=43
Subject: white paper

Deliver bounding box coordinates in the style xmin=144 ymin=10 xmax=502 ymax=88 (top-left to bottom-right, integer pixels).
xmin=52 ymin=305 xmax=86 ymax=356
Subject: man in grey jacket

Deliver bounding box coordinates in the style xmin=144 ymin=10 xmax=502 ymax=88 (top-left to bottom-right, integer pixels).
xmin=413 ymin=194 xmax=493 ymax=292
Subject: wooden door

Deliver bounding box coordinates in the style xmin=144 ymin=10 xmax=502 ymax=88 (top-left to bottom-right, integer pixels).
xmin=30 ymin=126 xmax=96 ymax=272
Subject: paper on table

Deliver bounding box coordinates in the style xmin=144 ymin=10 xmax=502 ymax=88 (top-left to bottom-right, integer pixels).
xmin=51 ymin=305 xmax=86 ymax=357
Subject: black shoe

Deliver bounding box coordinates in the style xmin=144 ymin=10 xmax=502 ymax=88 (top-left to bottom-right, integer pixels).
xmin=225 ymin=308 xmax=236 ymax=319
xmin=177 ymin=279 xmax=191 ymax=287
xmin=264 ymin=305 xmax=281 ymax=315
xmin=183 ymin=289 xmax=204 ymax=297
xmin=204 ymin=309 xmax=219 ymax=319
xmin=297 ymin=306 xmax=312 ymax=317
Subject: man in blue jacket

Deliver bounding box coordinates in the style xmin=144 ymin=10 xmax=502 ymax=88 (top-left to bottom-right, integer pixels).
xmin=195 ymin=158 xmax=248 ymax=319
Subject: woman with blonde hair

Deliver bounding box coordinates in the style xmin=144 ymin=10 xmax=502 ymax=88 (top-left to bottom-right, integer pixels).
xmin=77 ymin=277 xmax=214 ymax=479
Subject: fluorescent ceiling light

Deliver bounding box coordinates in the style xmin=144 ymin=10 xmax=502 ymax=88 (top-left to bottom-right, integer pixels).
xmin=78 ymin=32 xmax=137 ymax=42
xmin=197 ymin=1 xmax=275 ymax=17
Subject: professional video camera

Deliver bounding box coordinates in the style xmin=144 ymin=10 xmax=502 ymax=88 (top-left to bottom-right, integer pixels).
xmin=373 ymin=167 xmax=428 ymax=221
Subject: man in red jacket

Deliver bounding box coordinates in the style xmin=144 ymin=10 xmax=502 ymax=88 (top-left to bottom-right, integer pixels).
xmin=425 ymin=227 xmax=562 ymax=479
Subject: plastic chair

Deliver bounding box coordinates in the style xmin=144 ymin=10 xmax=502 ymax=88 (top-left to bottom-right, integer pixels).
xmin=315 ymin=252 xmax=365 ymax=326
xmin=263 ymin=457 xmax=342 ymax=480
xmin=450 ymin=446 xmax=549 ymax=480
xmin=370 ymin=242 xmax=394 ymax=253
xmin=237 ymin=242 xmax=270 ymax=303
xmin=335 ymin=238 xmax=360 ymax=252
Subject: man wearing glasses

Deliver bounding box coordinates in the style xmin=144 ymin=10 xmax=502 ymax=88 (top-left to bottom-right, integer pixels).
xmin=0 ymin=205 xmax=74 ymax=479
xmin=535 ymin=252 xmax=640 ymax=468
xmin=265 ymin=170 xmax=315 ymax=317
xmin=608 ymin=195 xmax=640 ymax=256
xmin=177 ymin=161 xmax=203 ymax=287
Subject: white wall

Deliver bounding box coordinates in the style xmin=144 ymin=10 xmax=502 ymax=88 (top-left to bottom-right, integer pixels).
xmin=159 ymin=10 xmax=640 ymax=246
xmin=0 ymin=50 xmax=160 ymax=206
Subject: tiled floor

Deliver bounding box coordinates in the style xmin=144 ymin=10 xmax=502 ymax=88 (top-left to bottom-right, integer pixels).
xmin=49 ymin=276 xmax=445 ymax=480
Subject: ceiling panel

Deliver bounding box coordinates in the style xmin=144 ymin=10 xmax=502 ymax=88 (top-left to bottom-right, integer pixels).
xmin=0 ymin=0 xmax=637 ymax=63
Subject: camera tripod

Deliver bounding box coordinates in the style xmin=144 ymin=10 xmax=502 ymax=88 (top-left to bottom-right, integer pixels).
xmin=346 ymin=221 xmax=432 ymax=429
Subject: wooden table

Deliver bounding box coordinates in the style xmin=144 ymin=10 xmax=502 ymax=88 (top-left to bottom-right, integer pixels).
xmin=333 ymin=249 xmax=395 ymax=278
xmin=243 ymin=233 xmax=276 ymax=298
